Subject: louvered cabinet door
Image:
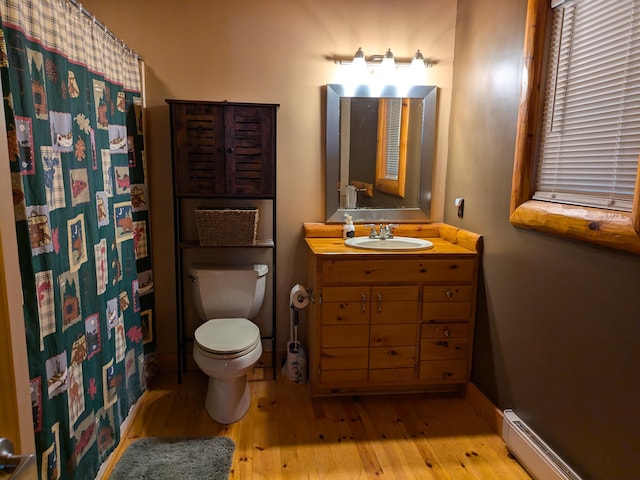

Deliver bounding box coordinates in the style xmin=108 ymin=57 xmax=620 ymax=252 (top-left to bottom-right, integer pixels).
xmin=224 ymin=105 xmax=275 ymax=196
xmin=170 ymin=102 xmax=226 ymax=195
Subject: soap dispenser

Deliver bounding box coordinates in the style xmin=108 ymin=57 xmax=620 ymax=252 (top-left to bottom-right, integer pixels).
xmin=343 ymin=214 xmax=355 ymax=239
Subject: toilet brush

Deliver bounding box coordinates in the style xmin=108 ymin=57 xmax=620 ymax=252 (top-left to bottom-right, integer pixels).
xmin=283 ymin=305 xmax=307 ymax=383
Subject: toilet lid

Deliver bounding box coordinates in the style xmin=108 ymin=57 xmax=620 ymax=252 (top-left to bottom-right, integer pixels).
xmin=194 ymin=318 xmax=261 ymax=355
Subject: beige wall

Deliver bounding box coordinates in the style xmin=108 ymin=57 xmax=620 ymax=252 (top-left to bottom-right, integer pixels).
xmin=80 ymin=0 xmax=458 ymax=359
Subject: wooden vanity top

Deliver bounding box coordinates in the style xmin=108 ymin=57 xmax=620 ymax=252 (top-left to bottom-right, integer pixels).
xmin=304 ymin=222 xmax=482 ymax=256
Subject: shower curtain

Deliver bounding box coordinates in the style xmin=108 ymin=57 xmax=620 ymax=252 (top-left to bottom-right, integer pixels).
xmin=0 ymin=1 xmax=155 ymax=479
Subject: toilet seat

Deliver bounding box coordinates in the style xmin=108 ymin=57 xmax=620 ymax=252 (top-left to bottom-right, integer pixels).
xmin=194 ymin=318 xmax=261 ymax=359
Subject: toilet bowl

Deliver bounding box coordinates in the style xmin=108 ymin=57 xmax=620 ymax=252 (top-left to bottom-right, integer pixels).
xmin=189 ymin=264 xmax=267 ymax=424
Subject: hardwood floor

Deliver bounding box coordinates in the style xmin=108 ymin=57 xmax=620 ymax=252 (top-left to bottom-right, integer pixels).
xmin=102 ymin=368 xmax=532 ymax=479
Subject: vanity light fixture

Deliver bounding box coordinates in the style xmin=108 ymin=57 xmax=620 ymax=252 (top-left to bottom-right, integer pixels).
xmin=328 ymin=47 xmax=434 ymax=86
xmin=328 ymin=47 xmax=433 ymax=69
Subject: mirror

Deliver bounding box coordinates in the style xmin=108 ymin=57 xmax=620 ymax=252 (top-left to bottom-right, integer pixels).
xmin=326 ymin=83 xmax=437 ymax=223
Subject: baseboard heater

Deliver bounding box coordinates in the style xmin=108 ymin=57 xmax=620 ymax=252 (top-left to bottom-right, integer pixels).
xmin=503 ymin=409 xmax=582 ymax=480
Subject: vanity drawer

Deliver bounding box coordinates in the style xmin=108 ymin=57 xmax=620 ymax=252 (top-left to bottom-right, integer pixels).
xmin=371 ymin=324 xmax=417 ymax=347
xmin=420 ymin=338 xmax=469 ymax=360
xmin=371 ymin=301 xmax=419 ymax=324
xmin=321 ymin=301 xmax=369 ymax=325
xmin=321 ymin=347 xmax=368 ymax=370
xmin=321 ymin=369 xmax=368 ymax=384
xmin=421 ymin=323 xmax=470 ymax=339
xmin=322 ymin=259 xmax=475 ymax=284
xmin=419 ymin=360 xmax=468 ymax=382
xmin=422 ymin=301 xmax=471 ymax=322
xmin=371 ymin=285 xmax=419 ymax=301
xmin=322 ymin=286 xmax=369 ymax=302
xmin=323 ymin=325 xmax=369 ymax=348
xmin=369 ymin=346 xmax=416 ymax=369
xmin=423 ymin=285 xmax=473 ymax=302
xmin=369 ymin=368 xmax=416 ymax=383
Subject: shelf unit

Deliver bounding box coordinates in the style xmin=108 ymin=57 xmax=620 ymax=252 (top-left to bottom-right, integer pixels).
xmin=167 ymin=99 xmax=279 ymax=383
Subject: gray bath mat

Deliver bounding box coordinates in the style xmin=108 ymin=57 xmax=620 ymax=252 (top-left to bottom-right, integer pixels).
xmin=109 ymin=436 xmax=235 ymax=480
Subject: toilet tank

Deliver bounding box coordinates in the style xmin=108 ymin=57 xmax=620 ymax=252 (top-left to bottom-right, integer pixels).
xmin=188 ymin=264 xmax=268 ymax=320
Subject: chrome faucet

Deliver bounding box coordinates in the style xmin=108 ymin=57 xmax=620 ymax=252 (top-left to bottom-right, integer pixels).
xmin=365 ymin=224 xmax=378 ymax=238
xmin=365 ymin=224 xmax=398 ymax=239
xmin=380 ymin=224 xmax=398 ymax=239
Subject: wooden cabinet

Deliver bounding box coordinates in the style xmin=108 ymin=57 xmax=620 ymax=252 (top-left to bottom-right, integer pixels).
xmin=168 ymin=100 xmax=276 ymax=197
xmin=319 ymin=285 xmax=419 ymax=387
xmin=305 ymin=223 xmax=481 ymax=396
xmin=168 ymin=99 xmax=279 ymax=382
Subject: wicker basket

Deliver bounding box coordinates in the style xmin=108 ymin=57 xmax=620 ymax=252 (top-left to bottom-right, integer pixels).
xmin=194 ymin=208 xmax=258 ymax=246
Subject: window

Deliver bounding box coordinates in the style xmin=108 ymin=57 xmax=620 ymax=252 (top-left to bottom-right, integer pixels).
xmin=511 ymin=0 xmax=640 ymax=254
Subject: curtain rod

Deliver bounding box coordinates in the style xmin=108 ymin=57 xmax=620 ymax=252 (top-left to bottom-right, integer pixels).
xmin=67 ymin=0 xmax=142 ymax=60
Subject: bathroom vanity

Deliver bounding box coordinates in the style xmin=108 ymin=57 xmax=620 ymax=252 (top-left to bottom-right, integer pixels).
xmin=304 ymin=222 xmax=482 ymax=396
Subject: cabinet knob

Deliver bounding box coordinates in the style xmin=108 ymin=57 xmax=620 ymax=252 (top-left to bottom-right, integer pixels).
xmin=227 ymin=147 xmax=234 ymax=153
xmin=445 ymin=290 xmax=454 ymax=298
xmin=443 ymin=328 xmax=451 ymax=337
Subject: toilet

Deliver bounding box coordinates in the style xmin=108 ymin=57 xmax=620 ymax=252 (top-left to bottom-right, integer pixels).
xmin=189 ymin=264 xmax=267 ymax=424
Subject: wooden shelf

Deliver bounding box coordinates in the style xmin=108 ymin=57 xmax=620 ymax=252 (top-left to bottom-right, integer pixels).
xmin=179 ymin=239 xmax=275 ymax=249
xmin=168 ymin=99 xmax=279 ymax=383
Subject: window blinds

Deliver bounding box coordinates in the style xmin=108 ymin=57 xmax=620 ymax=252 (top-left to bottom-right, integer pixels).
xmin=534 ymin=0 xmax=640 ymax=212
xmin=384 ymin=98 xmax=402 ymax=180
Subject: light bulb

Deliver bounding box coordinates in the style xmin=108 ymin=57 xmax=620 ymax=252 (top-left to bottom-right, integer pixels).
xmin=379 ymin=48 xmax=396 ymax=85
xmin=351 ymin=47 xmax=368 ymax=83
xmin=410 ymin=49 xmax=426 ymax=84
xmin=411 ymin=49 xmax=425 ymax=68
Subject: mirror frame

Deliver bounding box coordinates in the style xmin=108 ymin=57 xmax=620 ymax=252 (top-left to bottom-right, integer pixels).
xmin=326 ymin=83 xmax=438 ymax=223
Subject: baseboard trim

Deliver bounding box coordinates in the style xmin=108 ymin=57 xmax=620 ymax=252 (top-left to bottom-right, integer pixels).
xmin=465 ymin=382 xmax=505 ymax=436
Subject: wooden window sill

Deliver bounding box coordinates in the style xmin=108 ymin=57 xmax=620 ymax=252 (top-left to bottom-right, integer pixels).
xmin=510 ymin=200 xmax=640 ymax=254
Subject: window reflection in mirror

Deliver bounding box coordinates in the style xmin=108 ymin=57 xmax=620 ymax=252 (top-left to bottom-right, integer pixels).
xmin=326 ymin=84 xmax=437 ymax=223
xmin=376 ymin=98 xmax=408 ymax=199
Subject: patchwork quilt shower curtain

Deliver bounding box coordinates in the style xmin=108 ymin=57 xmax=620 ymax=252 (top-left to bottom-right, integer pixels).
xmin=0 ymin=1 xmax=155 ymax=479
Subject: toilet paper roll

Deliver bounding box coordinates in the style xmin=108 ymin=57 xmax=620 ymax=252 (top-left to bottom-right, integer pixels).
xmin=290 ymin=284 xmax=309 ymax=310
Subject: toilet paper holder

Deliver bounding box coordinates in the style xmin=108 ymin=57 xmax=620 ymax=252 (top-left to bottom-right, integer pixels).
xmin=304 ymin=287 xmax=315 ymax=304
xmin=289 ymin=284 xmax=314 ymax=308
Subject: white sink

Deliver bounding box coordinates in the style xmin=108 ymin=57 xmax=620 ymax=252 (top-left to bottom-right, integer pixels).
xmin=344 ymin=236 xmax=434 ymax=251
